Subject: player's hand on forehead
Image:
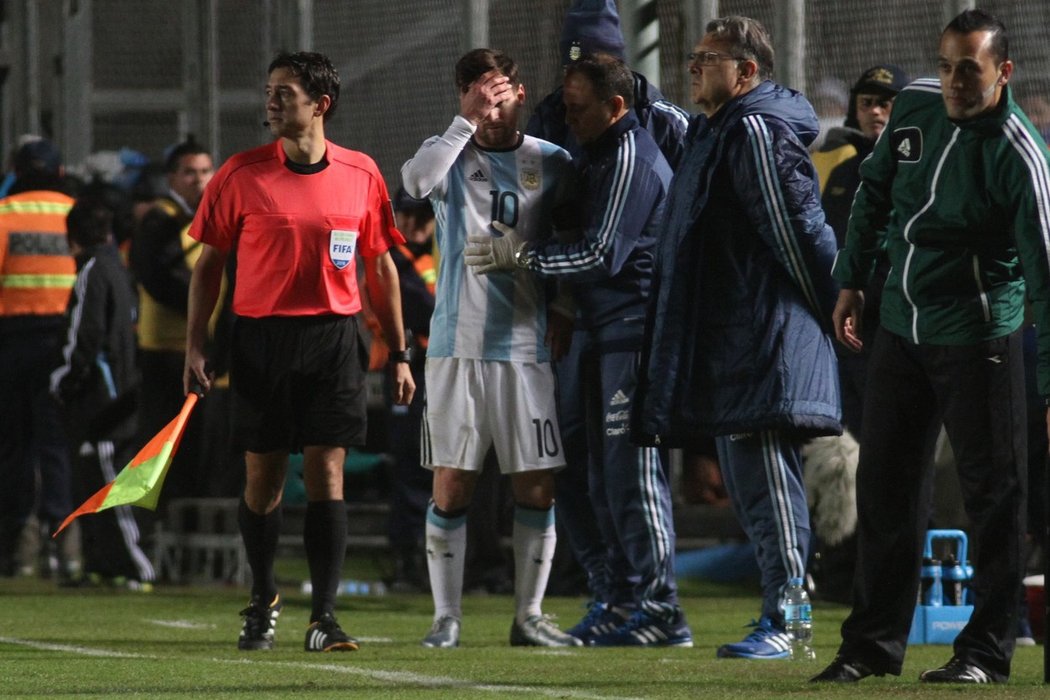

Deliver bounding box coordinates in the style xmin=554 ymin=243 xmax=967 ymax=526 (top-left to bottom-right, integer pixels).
xmin=459 ymin=69 xmax=514 ymax=124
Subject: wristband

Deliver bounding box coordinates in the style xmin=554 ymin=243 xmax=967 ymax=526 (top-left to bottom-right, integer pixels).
xmin=389 ymin=348 xmax=412 ymax=365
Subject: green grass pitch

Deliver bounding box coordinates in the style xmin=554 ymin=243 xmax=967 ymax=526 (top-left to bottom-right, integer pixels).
xmin=3 ymin=562 xmax=1049 ymax=699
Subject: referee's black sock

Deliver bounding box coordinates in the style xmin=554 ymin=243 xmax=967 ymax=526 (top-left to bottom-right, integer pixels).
xmin=238 ymin=497 xmax=282 ymax=605
xmin=304 ymin=499 xmax=348 ymax=622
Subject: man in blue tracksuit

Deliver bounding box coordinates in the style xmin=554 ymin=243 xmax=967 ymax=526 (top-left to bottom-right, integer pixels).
xmin=523 ymin=0 xmax=690 ymax=630
xmin=633 ymin=16 xmax=841 ymax=658
xmin=466 ymin=53 xmax=691 ymax=647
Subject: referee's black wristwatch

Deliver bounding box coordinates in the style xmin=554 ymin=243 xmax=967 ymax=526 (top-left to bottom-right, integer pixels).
xmin=389 ymin=348 xmax=412 ymax=366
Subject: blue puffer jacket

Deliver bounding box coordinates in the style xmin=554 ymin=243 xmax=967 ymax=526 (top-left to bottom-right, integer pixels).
xmin=634 ymin=81 xmax=841 ymax=446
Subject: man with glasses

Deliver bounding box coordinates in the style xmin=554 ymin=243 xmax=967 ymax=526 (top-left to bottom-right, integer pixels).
xmin=813 ymin=9 xmax=1050 ymax=684
xmin=633 ymin=16 xmax=841 ymax=659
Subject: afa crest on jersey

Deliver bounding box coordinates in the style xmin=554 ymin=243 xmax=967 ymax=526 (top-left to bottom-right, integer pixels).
xmin=520 ymin=168 xmax=540 ymax=191
xmin=329 ymin=229 xmax=358 ymax=270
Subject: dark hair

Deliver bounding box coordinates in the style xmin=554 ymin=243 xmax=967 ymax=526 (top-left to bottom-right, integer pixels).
xmin=455 ymin=49 xmax=519 ymax=93
xmin=564 ymin=52 xmax=635 ymax=109
xmin=164 ymin=139 xmax=210 ymax=173
xmin=67 ymin=197 xmax=114 ymax=248
xmin=705 ymin=16 xmax=775 ymax=81
xmin=268 ymin=51 xmax=341 ymax=121
xmin=944 ymin=9 xmax=1008 ymax=63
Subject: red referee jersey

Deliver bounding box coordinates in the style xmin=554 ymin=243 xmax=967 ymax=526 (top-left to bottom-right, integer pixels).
xmin=190 ymin=140 xmax=404 ymax=317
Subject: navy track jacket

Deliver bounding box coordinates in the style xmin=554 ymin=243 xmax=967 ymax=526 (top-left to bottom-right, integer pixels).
xmin=526 ymin=111 xmax=673 ymax=345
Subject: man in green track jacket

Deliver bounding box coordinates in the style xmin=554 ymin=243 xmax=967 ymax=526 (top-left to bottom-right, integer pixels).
xmin=813 ymin=9 xmax=1050 ymax=686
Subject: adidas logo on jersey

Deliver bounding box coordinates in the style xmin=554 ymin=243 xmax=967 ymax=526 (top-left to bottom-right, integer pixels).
xmin=609 ymin=390 xmax=630 ymax=407
xmin=468 ymin=169 xmax=488 ymax=182
xmin=896 ymin=138 xmax=912 ymax=158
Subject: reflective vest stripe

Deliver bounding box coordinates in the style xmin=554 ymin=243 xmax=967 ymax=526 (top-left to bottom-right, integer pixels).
xmin=0 ymin=201 xmax=72 ymax=215
xmin=2 ymin=273 xmax=77 ymax=287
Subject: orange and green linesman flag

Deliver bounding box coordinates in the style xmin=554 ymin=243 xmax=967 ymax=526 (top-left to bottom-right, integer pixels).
xmin=52 ymin=392 xmax=201 ymax=538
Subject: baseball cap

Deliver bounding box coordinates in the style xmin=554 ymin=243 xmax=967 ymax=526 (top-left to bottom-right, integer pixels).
xmin=559 ymin=0 xmax=627 ymax=65
xmin=14 ymin=138 xmax=62 ymax=175
xmin=852 ymin=64 xmax=909 ymax=97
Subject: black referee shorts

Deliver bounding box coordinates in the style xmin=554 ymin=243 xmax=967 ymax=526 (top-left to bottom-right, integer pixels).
xmin=229 ymin=314 xmax=369 ymax=453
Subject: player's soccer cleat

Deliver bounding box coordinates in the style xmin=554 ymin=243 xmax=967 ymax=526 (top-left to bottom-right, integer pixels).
xmin=810 ymin=655 xmax=879 ymax=682
xmin=566 ymin=601 xmax=629 ymax=645
xmin=238 ymin=594 xmax=282 ymax=650
xmin=421 ymin=615 xmax=461 ymax=648
xmin=716 ymin=616 xmax=791 ymax=659
xmin=919 ymin=657 xmax=996 ymax=684
xmin=304 ymin=612 xmax=359 ymax=652
xmin=590 ymin=608 xmax=693 ymax=647
xmin=510 ymin=614 xmax=583 ymax=647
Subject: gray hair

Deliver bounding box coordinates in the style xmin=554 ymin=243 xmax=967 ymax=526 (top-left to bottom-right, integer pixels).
xmin=705 ymin=16 xmax=775 ymax=82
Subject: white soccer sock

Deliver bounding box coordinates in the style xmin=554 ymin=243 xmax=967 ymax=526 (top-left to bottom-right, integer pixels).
xmin=512 ymin=504 xmax=556 ymax=623
xmin=425 ymin=502 xmax=467 ymax=621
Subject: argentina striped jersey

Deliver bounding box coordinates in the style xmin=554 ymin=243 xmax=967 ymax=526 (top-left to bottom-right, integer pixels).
xmin=402 ymin=116 xmax=574 ymax=362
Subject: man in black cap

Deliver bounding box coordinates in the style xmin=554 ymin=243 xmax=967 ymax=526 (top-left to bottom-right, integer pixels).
xmin=812 ymin=64 xmax=909 ymax=193
xmin=821 ymin=64 xmax=909 ymax=435
xmin=807 ymin=64 xmax=909 ymax=605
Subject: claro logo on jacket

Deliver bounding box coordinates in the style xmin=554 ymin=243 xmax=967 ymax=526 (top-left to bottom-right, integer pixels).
xmin=891 ymin=126 xmax=923 ymax=163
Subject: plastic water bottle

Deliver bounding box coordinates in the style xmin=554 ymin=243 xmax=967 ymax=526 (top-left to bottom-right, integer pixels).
xmin=920 ymin=557 xmax=943 ymax=606
xmin=783 ymin=577 xmax=815 ymax=660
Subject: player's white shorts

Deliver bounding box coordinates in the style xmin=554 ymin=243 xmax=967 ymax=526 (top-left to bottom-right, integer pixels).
xmin=422 ymin=357 xmax=565 ymax=473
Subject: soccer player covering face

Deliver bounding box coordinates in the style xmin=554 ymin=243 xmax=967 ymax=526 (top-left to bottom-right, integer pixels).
xmin=184 ymin=51 xmax=414 ymax=653
xmin=401 ymin=48 xmax=581 ymax=649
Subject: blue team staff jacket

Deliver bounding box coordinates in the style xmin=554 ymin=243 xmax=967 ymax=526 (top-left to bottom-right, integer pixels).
xmin=634 ymin=81 xmax=842 ymax=447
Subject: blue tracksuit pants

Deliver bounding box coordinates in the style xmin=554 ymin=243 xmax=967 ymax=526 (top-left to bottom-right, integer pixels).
xmin=716 ymin=429 xmax=811 ymax=624
xmin=556 ymin=339 xmax=679 ymax=617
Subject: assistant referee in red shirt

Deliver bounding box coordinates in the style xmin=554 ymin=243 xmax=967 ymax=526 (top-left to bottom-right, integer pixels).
xmin=184 ymin=51 xmax=414 ymax=653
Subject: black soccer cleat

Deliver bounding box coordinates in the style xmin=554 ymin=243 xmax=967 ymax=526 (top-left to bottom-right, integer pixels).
xmin=810 ymin=655 xmax=879 ymax=683
xmin=305 ymin=612 xmax=360 ymax=652
xmin=919 ymin=656 xmax=996 ymax=684
xmin=238 ymin=594 xmax=282 ymax=650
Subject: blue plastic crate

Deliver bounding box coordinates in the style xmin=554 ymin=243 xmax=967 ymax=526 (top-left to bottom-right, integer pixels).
xmin=907 ymin=530 xmax=973 ymax=645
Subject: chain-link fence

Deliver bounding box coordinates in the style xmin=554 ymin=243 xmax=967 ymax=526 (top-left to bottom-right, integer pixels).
xmin=9 ymin=1 xmax=1049 ymax=189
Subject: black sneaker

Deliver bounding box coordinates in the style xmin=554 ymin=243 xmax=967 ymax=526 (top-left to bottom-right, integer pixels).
xmin=810 ymin=655 xmax=878 ymax=683
xmin=305 ymin=612 xmax=360 ymax=652
xmin=919 ymin=657 xmax=996 ymax=684
xmin=238 ymin=594 xmax=282 ymax=650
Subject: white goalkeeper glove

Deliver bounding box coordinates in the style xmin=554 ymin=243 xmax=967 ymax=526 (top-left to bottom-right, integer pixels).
xmin=464 ymin=221 xmax=529 ymax=274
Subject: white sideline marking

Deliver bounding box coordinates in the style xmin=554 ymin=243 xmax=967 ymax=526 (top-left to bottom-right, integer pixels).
xmin=0 ymin=636 xmax=641 ymax=699
xmin=0 ymin=637 xmax=151 ymax=658
xmin=216 ymin=658 xmax=644 ymax=699
xmin=146 ymin=619 xmax=216 ymax=630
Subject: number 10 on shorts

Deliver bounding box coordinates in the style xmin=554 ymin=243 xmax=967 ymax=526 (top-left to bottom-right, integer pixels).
xmin=532 ymin=418 xmax=560 ymax=458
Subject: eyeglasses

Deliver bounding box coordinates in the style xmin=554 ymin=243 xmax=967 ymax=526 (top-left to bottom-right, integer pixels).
xmin=687 ymin=50 xmax=742 ymax=67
